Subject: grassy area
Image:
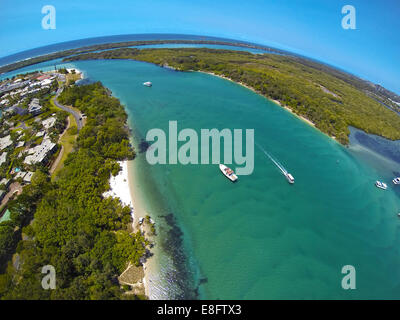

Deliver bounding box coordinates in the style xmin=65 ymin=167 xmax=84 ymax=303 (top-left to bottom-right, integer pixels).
xmin=50 ymin=98 xmax=78 ymax=179
xmin=51 ymin=113 xmax=77 ymax=179
xmin=66 ymin=72 xmax=81 ymax=85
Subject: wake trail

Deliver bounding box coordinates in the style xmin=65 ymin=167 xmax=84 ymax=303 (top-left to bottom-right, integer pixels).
xmin=256 ymin=142 xmax=288 ymax=175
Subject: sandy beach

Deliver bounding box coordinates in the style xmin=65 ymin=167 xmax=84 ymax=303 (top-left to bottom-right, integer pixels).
xmin=103 ymin=161 xmax=134 ymax=211
xmin=102 ymin=159 xmax=157 ymax=298
xmin=126 ymin=159 xmax=159 ymax=299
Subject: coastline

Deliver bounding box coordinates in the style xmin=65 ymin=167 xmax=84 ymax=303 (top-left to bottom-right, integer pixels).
xmin=126 ymin=159 xmax=159 ymax=299
xmin=198 ymin=70 xmax=337 ymax=141
xmin=103 ymin=160 xmax=154 ymax=297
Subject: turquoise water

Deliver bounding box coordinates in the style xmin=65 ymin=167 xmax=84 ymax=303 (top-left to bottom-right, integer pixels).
xmin=3 ymin=57 xmax=400 ymax=299
xmin=69 ymin=59 xmax=400 ymax=299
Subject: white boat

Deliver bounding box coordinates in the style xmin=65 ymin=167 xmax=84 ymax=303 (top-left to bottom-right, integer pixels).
xmin=375 ymin=181 xmax=387 ymax=190
xmin=285 ymin=173 xmax=294 ymax=184
xmin=393 ymin=177 xmax=400 ymax=185
xmin=143 ymin=81 xmax=152 ymax=87
xmin=219 ymin=164 xmax=238 ymax=182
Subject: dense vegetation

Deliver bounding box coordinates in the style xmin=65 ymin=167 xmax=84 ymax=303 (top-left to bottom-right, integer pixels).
xmin=64 ymin=47 xmax=400 ymax=144
xmin=0 ymin=82 xmax=148 ymax=299
xmin=0 ymin=39 xmax=283 ymax=75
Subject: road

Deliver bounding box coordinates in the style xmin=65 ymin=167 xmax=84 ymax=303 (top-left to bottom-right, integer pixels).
xmin=54 ymin=87 xmax=83 ymax=132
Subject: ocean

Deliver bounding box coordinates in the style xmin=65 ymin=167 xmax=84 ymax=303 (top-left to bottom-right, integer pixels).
xmin=2 ymin=51 xmax=400 ymax=299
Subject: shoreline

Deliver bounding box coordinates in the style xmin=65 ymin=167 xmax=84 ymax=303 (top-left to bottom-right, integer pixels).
xmin=103 ymin=160 xmax=153 ymax=297
xmin=126 ymin=158 xmax=159 ymax=299
xmin=198 ymin=70 xmax=337 ymax=141
xmin=105 ymin=157 xmax=158 ymax=298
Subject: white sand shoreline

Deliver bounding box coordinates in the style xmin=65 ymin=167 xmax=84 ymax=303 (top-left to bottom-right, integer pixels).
xmin=126 ymin=159 xmax=159 ymax=299
xmin=103 ymin=160 xmax=156 ymax=297
xmin=103 ymin=160 xmax=135 ymax=225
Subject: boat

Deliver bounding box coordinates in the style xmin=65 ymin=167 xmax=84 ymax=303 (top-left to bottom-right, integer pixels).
xmin=219 ymin=164 xmax=238 ymax=182
xmin=143 ymin=81 xmax=152 ymax=87
xmin=285 ymin=173 xmax=295 ymax=184
xmin=393 ymin=177 xmax=400 ymax=185
xmin=375 ymin=181 xmax=387 ymax=190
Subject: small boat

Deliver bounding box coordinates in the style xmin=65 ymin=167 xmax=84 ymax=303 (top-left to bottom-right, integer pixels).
xmin=393 ymin=177 xmax=400 ymax=185
xmin=285 ymin=173 xmax=294 ymax=184
xmin=219 ymin=164 xmax=238 ymax=182
xmin=143 ymin=81 xmax=152 ymax=87
xmin=375 ymin=181 xmax=387 ymax=190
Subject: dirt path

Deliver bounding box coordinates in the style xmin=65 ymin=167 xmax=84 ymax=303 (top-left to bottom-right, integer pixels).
xmin=0 ymin=182 xmax=23 ymax=209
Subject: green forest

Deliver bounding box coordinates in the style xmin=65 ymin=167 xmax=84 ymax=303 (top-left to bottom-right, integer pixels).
xmin=0 ymin=82 xmax=148 ymax=300
xmin=64 ymin=47 xmax=400 ymax=144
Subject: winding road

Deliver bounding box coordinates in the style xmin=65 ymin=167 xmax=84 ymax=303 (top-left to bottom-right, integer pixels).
xmin=54 ymin=87 xmax=83 ymax=132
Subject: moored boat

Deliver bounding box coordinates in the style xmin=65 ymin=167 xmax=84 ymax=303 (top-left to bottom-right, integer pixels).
xmin=143 ymin=81 xmax=152 ymax=87
xmin=375 ymin=181 xmax=387 ymax=190
xmin=219 ymin=164 xmax=238 ymax=182
xmin=393 ymin=177 xmax=400 ymax=185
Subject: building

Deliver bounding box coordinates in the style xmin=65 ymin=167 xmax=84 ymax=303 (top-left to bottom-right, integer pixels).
xmin=0 ymin=152 xmax=7 ymax=166
xmin=5 ymin=105 xmax=28 ymax=116
xmin=0 ymin=98 xmax=9 ymax=106
xmin=42 ymin=116 xmax=56 ymax=130
xmin=23 ymin=172 xmax=34 ymax=183
xmin=28 ymin=98 xmax=42 ymax=115
xmin=15 ymin=171 xmax=27 ymax=180
xmin=40 ymin=79 xmax=52 ymax=86
xmin=0 ymin=135 xmax=12 ymax=151
xmin=16 ymin=141 xmax=25 ymax=148
xmin=24 ymin=138 xmax=57 ymax=165
xmin=0 ymin=178 xmax=11 ymax=188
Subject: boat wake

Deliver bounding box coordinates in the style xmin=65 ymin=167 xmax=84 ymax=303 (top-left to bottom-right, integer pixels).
xmin=256 ymin=142 xmax=288 ymax=176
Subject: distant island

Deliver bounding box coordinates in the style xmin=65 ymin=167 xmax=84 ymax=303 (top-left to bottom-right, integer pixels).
xmin=62 ymin=47 xmax=400 ymax=144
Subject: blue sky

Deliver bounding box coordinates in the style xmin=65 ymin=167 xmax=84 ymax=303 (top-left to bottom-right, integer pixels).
xmin=1 ymin=0 xmax=399 ymax=93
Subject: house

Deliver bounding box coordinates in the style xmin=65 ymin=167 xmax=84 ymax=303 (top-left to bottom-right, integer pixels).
xmin=28 ymin=98 xmax=42 ymax=115
xmin=16 ymin=141 xmax=25 ymax=148
xmin=42 ymin=116 xmax=56 ymax=130
xmin=0 ymin=178 xmax=11 ymax=188
xmin=5 ymin=105 xmax=28 ymax=116
xmin=40 ymin=79 xmax=52 ymax=86
xmin=0 ymin=98 xmax=9 ymax=106
xmin=23 ymin=172 xmax=34 ymax=183
xmin=0 ymin=135 xmax=12 ymax=151
xmin=0 ymin=152 xmax=7 ymax=166
xmin=24 ymin=138 xmax=57 ymax=165
xmin=15 ymin=171 xmax=27 ymax=180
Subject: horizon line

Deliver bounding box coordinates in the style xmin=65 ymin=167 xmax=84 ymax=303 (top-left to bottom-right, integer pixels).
xmin=0 ymin=32 xmax=397 ymax=96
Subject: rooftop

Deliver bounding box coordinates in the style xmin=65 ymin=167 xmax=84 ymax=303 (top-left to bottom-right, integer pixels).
xmin=0 ymin=135 xmax=12 ymax=151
